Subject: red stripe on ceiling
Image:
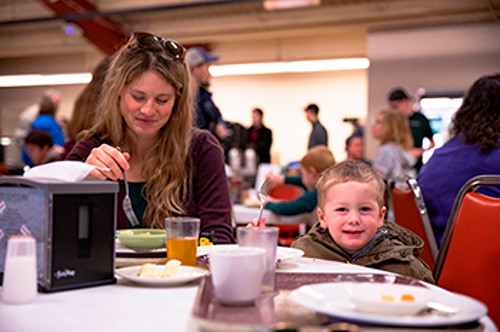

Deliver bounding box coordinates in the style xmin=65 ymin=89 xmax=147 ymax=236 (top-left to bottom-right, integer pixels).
xmin=38 ymin=0 xmax=128 ymax=55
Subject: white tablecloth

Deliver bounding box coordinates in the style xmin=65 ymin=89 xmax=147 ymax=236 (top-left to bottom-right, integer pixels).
xmin=0 ymin=257 xmax=497 ymax=332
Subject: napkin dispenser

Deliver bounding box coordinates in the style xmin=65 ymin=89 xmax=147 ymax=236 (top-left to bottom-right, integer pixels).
xmin=0 ymin=176 xmax=119 ymax=292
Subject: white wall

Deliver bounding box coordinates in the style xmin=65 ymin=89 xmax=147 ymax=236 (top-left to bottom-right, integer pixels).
xmin=211 ymin=69 xmax=367 ymax=165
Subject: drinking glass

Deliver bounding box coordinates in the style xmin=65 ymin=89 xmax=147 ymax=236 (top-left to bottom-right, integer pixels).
xmin=165 ymin=217 xmax=200 ymax=266
xmin=2 ymin=235 xmax=37 ymax=304
xmin=237 ymin=226 xmax=279 ymax=292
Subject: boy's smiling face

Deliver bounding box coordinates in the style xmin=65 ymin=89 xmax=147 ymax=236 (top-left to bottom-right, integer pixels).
xmin=318 ymin=181 xmax=386 ymax=253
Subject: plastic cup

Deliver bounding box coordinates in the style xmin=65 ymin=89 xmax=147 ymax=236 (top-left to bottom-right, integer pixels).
xmin=165 ymin=217 xmax=200 ymax=266
xmin=237 ymin=226 xmax=279 ymax=292
xmin=2 ymin=235 xmax=37 ymax=304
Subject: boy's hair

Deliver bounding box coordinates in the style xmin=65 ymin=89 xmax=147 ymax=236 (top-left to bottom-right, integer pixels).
xmin=376 ymin=109 xmax=413 ymax=150
xmin=316 ymin=160 xmax=385 ymax=210
xmin=300 ymin=145 xmax=335 ymax=173
xmin=25 ymin=129 xmax=53 ymax=148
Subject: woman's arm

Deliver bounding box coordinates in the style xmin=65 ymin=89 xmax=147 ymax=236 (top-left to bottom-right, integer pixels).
xmin=190 ymin=131 xmax=235 ymax=243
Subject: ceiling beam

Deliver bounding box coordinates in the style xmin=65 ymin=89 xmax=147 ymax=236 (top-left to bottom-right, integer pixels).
xmin=36 ymin=0 xmax=128 ymax=55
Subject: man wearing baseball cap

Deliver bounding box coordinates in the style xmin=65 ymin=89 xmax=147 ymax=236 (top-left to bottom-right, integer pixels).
xmin=186 ymin=47 xmax=228 ymax=141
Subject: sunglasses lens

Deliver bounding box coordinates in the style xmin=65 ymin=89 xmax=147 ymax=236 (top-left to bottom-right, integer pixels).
xmin=163 ymin=40 xmax=186 ymax=60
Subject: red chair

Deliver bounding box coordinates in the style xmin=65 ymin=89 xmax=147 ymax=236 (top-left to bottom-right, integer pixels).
xmin=269 ymin=184 xmax=305 ymax=246
xmin=388 ymin=178 xmax=438 ymax=270
xmin=271 ymin=223 xmax=307 ymax=246
xmin=434 ymin=175 xmax=500 ymax=327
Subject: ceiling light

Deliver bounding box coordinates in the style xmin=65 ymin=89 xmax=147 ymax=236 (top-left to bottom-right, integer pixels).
xmin=264 ymin=0 xmax=321 ymax=11
xmin=210 ymin=58 xmax=370 ymax=77
xmin=0 ymin=73 xmax=92 ymax=88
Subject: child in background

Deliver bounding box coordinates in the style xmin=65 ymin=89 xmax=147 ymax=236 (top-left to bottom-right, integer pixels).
xmin=264 ymin=145 xmax=335 ymax=216
xmin=291 ymin=160 xmax=434 ymax=283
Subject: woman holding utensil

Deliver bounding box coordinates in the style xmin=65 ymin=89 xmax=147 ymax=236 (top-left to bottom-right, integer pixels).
xmin=66 ymin=32 xmax=235 ymax=243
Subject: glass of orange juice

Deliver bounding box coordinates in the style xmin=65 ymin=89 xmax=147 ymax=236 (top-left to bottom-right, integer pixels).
xmin=165 ymin=217 xmax=200 ymax=266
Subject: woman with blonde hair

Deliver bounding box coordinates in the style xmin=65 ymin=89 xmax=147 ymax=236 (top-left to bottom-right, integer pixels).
xmin=66 ymin=32 xmax=234 ymax=243
xmin=371 ymin=109 xmax=416 ymax=181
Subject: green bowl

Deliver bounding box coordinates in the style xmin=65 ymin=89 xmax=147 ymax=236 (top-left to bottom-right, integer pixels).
xmin=116 ymin=228 xmax=166 ymax=250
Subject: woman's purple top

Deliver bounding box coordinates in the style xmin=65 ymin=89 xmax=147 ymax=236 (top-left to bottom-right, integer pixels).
xmin=66 ymin=130 xmax=235 ymax=243
xmin=417 ymin=135 xmax=500 ymax=244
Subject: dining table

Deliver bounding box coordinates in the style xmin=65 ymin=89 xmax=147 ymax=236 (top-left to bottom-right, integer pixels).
xmin=0 ymin=249 xmax=497 ymax=332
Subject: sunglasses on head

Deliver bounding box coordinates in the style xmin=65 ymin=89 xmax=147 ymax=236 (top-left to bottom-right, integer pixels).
xmin=129 ymin=32 xmax=186 ymax=61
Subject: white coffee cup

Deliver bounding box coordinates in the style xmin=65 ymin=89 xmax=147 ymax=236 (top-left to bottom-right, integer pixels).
xmin=2 ymin=235 xmax=37 ymax=304
xmin=209 ymin=247 xmax=266 ymax=306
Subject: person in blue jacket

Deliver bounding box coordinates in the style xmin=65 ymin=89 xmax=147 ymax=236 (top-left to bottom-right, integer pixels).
xmin=265 ymin=146 xmax=335 ymax=216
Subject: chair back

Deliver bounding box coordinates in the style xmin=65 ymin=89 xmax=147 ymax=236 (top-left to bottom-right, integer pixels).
xmin=388 ymin=178 xmax=438 ymax=269
xmin=433 ymin=175 xmax=500 ymax=327
xmin=269 ymin=184 xmax=303 ymax=201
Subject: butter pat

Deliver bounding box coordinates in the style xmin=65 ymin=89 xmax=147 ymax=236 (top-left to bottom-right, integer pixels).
xmin=163 ymin=259 xmax=181 ymax=277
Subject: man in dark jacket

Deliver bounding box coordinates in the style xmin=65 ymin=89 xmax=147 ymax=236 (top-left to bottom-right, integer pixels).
xmin=246 ymin=108 xmax=273 ymax=164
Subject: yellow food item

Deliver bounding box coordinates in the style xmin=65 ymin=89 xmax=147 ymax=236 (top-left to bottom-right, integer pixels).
xmin=136 ymin=232 xmax=151 ymax=236
xmin=120 ymin=230 xmax=134 ymax=235
xmin=401 ymin=294 xmax=415 ymax=302
xmin=137 ymin=260 xmax=182 ymax=278
xmin=381 ymin=295 xmax=395 ymax=302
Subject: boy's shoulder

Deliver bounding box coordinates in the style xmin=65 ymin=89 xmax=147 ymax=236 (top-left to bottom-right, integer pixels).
xmin=382 ymin=221 xmax=424 ymax=249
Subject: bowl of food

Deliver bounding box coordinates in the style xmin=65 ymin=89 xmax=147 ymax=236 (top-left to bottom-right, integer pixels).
xmin=116 ymin=228 xmax=166 ymax=250
xmin=345 ymin=283 xmax=434 ymax=316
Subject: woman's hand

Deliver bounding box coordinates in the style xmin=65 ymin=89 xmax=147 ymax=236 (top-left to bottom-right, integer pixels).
xmin=85 ymin=144 xmax=130 ymax=180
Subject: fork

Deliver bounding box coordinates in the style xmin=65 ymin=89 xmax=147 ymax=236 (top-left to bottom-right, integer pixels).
xmin=117 ymin=145 xmax=139 ymax=227
xmin=122 ymin=171 xmax=140 ymax=227
xmin=256 ymin=177 xmax=275 ymax=223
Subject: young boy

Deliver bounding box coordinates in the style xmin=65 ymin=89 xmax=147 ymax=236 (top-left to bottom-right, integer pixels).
xmin=291 ymin=160 xmax=434 ymax=283
xmin=265 ymin=145 xmax=335 ymax=216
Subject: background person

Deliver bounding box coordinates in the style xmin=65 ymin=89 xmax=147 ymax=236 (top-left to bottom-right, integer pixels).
xmin=25 ymin=129 xmax=64 ymax=166
xmin=371 ymin=109 xmax=416 ymax=182
xmin=388 ymin=87 xmax=434 ymax=173
xmin=246 ymin=107 xmax=273 ymax=164
xmin=292 ymin=160 xmax=434 ymax=283
xmin=66 ymin=32 xmax=234 ymax=244
xmin=418 ymin=73 xmax=500 ymax=245
xmin=186 ymin=47 xmax=228 ymax=141
xmin=12 ymin=89 xmax=62 ymax=168
xmin=305 ymin=103 xmax=328 ymax=149
xmin=265 ymin=146 xmax=335 ymax=217
xmin=345 ymin=133 xmax=371 ymax=166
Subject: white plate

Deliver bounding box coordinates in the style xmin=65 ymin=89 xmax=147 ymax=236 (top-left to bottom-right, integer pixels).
xmin=291 ymin=282 xmax=488 ymax=327
xmin=116 ymin=265 xmax=208 ymax=286
xmin=196 ymin=244 xmax=304 ymax=263
xmin=276 ymin=247 xmax=304 ymax=262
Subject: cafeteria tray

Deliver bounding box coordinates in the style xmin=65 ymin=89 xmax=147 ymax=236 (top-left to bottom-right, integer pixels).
xmin=192 ymin=272 xmax=484 ymax=331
